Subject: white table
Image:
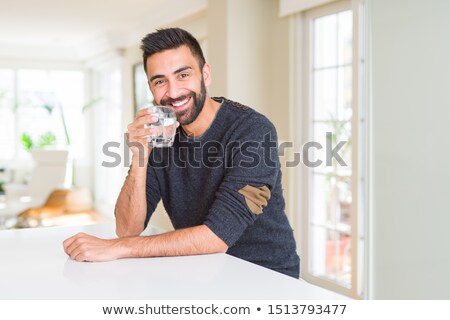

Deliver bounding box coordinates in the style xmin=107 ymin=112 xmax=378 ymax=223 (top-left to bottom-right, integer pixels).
xmin=0 ymin=223 xmax=348 ymax=300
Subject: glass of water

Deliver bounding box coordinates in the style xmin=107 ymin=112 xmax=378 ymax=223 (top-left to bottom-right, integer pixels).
xmin=145 ymin=106 xmax=177 ymax=148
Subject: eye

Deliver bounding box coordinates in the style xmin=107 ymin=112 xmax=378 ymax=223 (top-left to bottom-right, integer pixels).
xmin=154 ymin=79 xmax=166 ymax=86
xmin=178 ymin=73 xmax=189 ymax=79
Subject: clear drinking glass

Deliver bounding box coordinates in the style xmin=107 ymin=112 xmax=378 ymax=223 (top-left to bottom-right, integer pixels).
xmin=144 ymin=106 xmax=177 ymax=147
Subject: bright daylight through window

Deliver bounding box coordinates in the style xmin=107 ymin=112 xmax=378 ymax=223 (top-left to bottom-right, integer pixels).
xmin=310 ymin=9 xmax=353 ymax=286
xmin=300 ymin=0 xmax=365 ymax=299
xmin=0 ymin=69 xmax=85 ymax=163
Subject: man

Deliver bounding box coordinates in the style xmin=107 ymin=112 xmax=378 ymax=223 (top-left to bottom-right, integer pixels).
xmin=63 ymin=28 xmax=300 ymax=278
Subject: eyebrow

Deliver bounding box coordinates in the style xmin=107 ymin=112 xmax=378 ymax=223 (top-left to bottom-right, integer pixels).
xmin=149 ymin=66 xmax=193 ymax=83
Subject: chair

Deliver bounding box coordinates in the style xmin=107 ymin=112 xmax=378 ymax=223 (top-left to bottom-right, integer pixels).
xmin=4 ymin=149 xmax=71 ymax=199
xmin=16 ymin=187 xmax=98 ymax=228
xmin=0 ymin=149 xmax=72 ymax=226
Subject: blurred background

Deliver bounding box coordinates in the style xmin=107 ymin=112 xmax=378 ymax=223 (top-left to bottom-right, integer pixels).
xmin=0 ymin=0 xmax=449 ymax=300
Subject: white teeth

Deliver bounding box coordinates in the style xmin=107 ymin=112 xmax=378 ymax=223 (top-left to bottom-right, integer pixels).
xmin=172 ymin=97 xmax=189 ymax=107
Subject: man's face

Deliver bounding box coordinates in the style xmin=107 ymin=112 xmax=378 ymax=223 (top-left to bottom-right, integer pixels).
xmin=146 ymin=45 xmax=210 ymax=125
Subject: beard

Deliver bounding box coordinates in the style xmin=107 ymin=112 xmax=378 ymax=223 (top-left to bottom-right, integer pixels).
xmin=160 ymin=77 xmax=207 ymax=125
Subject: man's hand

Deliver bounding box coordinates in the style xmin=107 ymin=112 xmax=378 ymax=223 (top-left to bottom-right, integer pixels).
xmin=63 ymin=232 xmax=128 ymax=262
xmin=127 ymin=108 xmax=158 ymax=161
xmin=127 ymin=107 xmax=180 ymax=162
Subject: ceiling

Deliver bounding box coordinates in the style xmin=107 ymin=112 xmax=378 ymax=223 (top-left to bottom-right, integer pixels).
xmin=0 ymin=0 xmax=207 ymax=61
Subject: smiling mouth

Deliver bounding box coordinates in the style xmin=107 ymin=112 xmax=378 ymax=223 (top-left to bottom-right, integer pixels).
xmin=168 ymin=96 xmax=191 ymax=110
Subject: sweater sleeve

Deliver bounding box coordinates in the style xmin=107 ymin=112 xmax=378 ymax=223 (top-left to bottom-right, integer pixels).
xmin=143 ymin=158 xmax=162 ymax=229
xmin=203 ymin=114 xmax=281 ymax=247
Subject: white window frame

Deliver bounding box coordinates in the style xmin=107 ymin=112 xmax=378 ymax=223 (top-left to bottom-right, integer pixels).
xmin=292 ymin=0 xmax=367 ymax=298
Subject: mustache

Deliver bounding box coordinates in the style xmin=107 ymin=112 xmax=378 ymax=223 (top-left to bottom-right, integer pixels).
xmin=160 ymin=93 xmax=194 ymax=106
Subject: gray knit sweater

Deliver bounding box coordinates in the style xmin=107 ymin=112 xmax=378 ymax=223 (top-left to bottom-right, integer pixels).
xmin=144 ymin=97 xmax=300 ymax=278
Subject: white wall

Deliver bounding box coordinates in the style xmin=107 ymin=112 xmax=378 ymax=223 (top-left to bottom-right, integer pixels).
xmin=369 ymin=0 xmax=450 ymax=299
xmin=208 ymin=0 xmax=272 ymax=116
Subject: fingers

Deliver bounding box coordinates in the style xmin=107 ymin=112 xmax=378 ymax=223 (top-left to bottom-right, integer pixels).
xmin=126 ymin=113 xmax=162 ymax=151
xmin=128 ymin=115 xmax=158 ymax=133
xmin=128 ymin=127 xmax=162 ymax=139
xmin=128 ymin=127 xmax=152 ymax=140
xmin=136 ymin=107 xmax=153 ymax=118
xmin=64 ymin=233 xmax=86 ymax=257
xmin=70 ymin=246 xmax=91 ymax=262
xmin=135 ymin=115 xmax=159 ymax=128
xmin=63 ymin=232 xmax=95 ymax=262
xmin=63 ymin=232 xmax=85 ymax=253
xmin=63 ymin=233 xmax=122 ymax=262
xmin=126 ymin=115 xmax=156 ymax=157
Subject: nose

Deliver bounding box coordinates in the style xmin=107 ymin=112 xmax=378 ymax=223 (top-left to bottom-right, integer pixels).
xmin=166 ymin=80 xmax=183 ymax=100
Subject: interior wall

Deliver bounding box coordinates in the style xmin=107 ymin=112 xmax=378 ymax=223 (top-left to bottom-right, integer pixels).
xmin=208 ymin=0 xmax=272 ymax=115
xmin=206 ymin=0 xmax=228 ymax=98
xmin=268 ymin=2 xmax=291 ymax=143
xmin=369 ymin=0 xmax=450 ymax=299
xmin=266 ymin=1 xmax=294 ymax=235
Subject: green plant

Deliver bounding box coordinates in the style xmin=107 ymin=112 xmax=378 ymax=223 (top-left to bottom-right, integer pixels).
xmin=20 ymin=131 xmax=57 ymax=152
xmin=82 ymin=97 xmax=103 ymax=113
xmin=21 ymin=133 xmax=34 ymax=152
xmin=36 ymin=131 xmax=56 ymax=148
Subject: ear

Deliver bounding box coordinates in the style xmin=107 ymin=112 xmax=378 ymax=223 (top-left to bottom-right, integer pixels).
xmin=202 ymin=63 xmax=212 ymax=87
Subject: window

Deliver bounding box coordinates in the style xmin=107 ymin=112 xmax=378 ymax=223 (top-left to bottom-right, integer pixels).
xmin=0 ymin=68 xmax=86 ymax=164
xmin=0 ymin=69 xmax=15 ymax=161
xmin=91 ymin=62 xmax=123 ymax=217
xmin=297 ymin=0 xmax=366 ymax=298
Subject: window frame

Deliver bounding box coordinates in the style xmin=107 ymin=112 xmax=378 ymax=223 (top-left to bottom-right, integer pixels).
xmin=292 ymin=0 xmax=367 ymax=298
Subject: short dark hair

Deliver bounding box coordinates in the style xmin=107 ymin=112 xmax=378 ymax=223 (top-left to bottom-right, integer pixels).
xmin=140 ymin=28 xmax=206 ymax=74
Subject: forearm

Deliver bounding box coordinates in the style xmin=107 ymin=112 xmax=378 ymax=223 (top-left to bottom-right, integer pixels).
xmin=115 ymin=155 xmax=149 ymax=237
xmin=119 ymin=225 xmax=228 ymax=258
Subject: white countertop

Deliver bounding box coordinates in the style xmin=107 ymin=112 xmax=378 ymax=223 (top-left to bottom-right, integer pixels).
xmin=0 ymin=223 xmax=348 ymax=300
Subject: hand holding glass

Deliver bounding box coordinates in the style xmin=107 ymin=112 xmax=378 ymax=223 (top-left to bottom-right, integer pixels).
xmin=144 ymin=106 xmax=177 ymax=148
